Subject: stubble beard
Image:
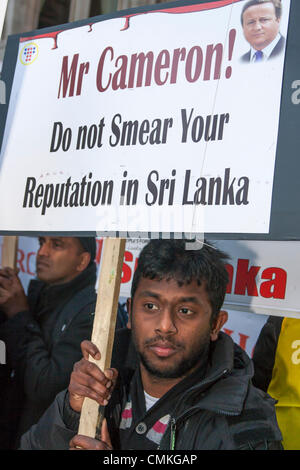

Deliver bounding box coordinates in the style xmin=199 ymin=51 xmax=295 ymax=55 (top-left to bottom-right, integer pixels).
xmin=132 ymin=326 xmax=211 ymax=380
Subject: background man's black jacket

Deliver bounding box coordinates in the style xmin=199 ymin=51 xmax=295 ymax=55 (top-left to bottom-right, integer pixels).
xmin=252 ymin=315 xmax=284 ymax=392
xmin=0 ymin=263 xmax=97 ymax=448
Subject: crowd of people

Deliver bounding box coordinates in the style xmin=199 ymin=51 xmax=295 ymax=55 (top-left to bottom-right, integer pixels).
xmin=0 ymin=235 xmax=298 ymax=450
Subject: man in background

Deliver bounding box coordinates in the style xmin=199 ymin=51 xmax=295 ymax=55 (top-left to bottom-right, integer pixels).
xmin=0 ymin=236 xmax=97 ymax=448
xmin=240 ymin=0 xmax=285 ymax=62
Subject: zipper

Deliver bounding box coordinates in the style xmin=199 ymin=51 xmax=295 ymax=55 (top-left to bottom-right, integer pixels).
xmin=172 ymin=368 xmax=231 ymax=421
xmin=170 ymin=417 xmax=176 ymax=450
xmin=166 ymin=368 xmax=243 ymax=449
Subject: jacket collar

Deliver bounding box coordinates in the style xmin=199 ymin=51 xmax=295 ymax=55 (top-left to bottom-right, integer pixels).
xmin=172 ymin=332 xmax=254 ymax=419
xmin=28 ymin=262 xmax=97 ymax=314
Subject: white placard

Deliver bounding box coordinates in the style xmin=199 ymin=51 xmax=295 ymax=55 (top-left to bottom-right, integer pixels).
xmin=0 ymin=0 xmax=291 ymax=235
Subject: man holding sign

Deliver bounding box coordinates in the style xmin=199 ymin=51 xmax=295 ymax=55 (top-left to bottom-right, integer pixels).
xmin=20 ymin=240 xmax=282 ymax=450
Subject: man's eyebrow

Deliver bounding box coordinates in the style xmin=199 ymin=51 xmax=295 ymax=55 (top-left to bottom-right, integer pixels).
xmin=138 ymin=290 xmax=161 ymax=299
xmin=178 ymin=296 xmax=201 ymax=304
xmin=137 ymin=292 xmax=201 ymax=304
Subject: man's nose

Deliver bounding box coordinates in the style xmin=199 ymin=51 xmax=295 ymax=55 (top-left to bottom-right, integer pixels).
xmin=253 ymin=20 xmax=263 ymax=30
xmin=38 ymin=242 xmax=50 ymax=257
xmin=155 ymin=309 xmax=177 ymax=335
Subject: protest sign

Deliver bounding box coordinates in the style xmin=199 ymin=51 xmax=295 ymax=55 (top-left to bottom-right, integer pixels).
xmin=218 ymin=240 xmax=300 ymax=319
xmin=1 ymin=235 xmax=298 ymax=322
xmin=0 ymin=0 xmax=296 ymax=239
xmin=120 ymin=238 xmax=300 ymax=319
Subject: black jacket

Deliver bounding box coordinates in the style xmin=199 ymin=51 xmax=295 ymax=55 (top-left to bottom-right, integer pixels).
xmin=0 ymin=263 xmax=97 ymax=448
xmin=20 ymin=330 xmax=283 ymax=450
xmin=252 ymin=316 xmax=284 ymax=392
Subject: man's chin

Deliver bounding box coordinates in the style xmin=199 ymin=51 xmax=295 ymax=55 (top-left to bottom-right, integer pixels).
xmin=140 ymin=353 xmax=194 ymax=380
xmin=251 ymin=37 xmax=272 ymax=51
xmin=36 ymin=269 xmax=52 ymax=283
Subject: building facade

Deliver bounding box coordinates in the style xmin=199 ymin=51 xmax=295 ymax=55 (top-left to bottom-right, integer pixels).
xmin=0 ymin=0 xmax=166 ymax=69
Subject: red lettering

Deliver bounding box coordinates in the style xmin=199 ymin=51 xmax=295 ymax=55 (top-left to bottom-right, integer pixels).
xmin=204 ymin=43 xmax=223 ymax=80
xmin=128 ymin=52 xmax=154 ymax=88
xmin=95 ymin=41 xmax=227 ymax=94
xmin=58 ymin=54 xmax=79 ymax=98
xmin=223 ymin=328 xmax=233 ymax=337
xmin=95 ymin=239 xmax=103 ymax=265
xmin=17 ymin=250 xmax=37 ymax=275
xmin=170 ymin=48 xmax=186 ymax=83
xmin=238 ymin=333 xmax=249 ymax=351
xmin=226 ymin=259 xmax=288 ymax=300
xmin=76 ymin=61 xmax=90 ymax=96
xmin=26 ymin=252 xmax=36 ymax=276
xmin=225 ymin=263 xmax=234 ymax=293
xmin=112 ymin=55 xmax=127 ymax=91
xmin=185 ymin=46 xmax=203 ymax=82
xmin=260 ymin=267 xmax=287 ymax=299
xmin=122 ymin=251 xmax=133 ymax=284
xmin=223 ymin=329 xmax=249 ymax=351
xmin=234 ymin=259 xmax=260 ymax=296
xmin=16 ymin=249 xmax=25 ymax=273
xmin=154 ymin=50 xmax=170 ymax=86
xmin=96 ymin=47 xmax=113 ymax=92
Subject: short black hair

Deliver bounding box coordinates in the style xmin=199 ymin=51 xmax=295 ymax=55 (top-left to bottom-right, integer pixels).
xmin=131 ymin=239 xmax=229 ymax=322
xmin=241 ymin=0 xmax=282 ymax=25
xmin=77 ymin=237 xmax=96 ymax=265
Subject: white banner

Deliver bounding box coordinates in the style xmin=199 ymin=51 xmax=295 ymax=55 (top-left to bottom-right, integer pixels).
xmin=1 ymin=236 xmax=297 ymax=319
xmin=0 ymin=0 xmax=291 ymax=235
xmin=217 ymin=240 xmax=300 ymax=319
xmin=118 ymin=238 xmax=300 ymax=319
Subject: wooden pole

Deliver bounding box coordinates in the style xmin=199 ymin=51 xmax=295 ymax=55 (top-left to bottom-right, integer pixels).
xmin=1 ymin=236 xmax=18 ymax=269
xmin=78 ymin=237 xmax=126 ymax=438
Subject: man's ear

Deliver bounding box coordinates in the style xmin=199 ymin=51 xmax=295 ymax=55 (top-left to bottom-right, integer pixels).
xmin=126 ymin=298 xmax=132 ymax=329
xmin=77 ymin=252 xmax=91 ymax=272
xmin=210 ymin=310 xmax=228 ymax=342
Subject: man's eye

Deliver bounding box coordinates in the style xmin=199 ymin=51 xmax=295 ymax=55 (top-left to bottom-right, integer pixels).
xmin=179 ymin=307 xmax=193 ymax=315
xmin=145 ymin=303 xmax=158 ymax=310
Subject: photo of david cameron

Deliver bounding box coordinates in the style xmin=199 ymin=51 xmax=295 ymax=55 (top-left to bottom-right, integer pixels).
xmin=240 ymin=0 xmax=285 ymax=62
